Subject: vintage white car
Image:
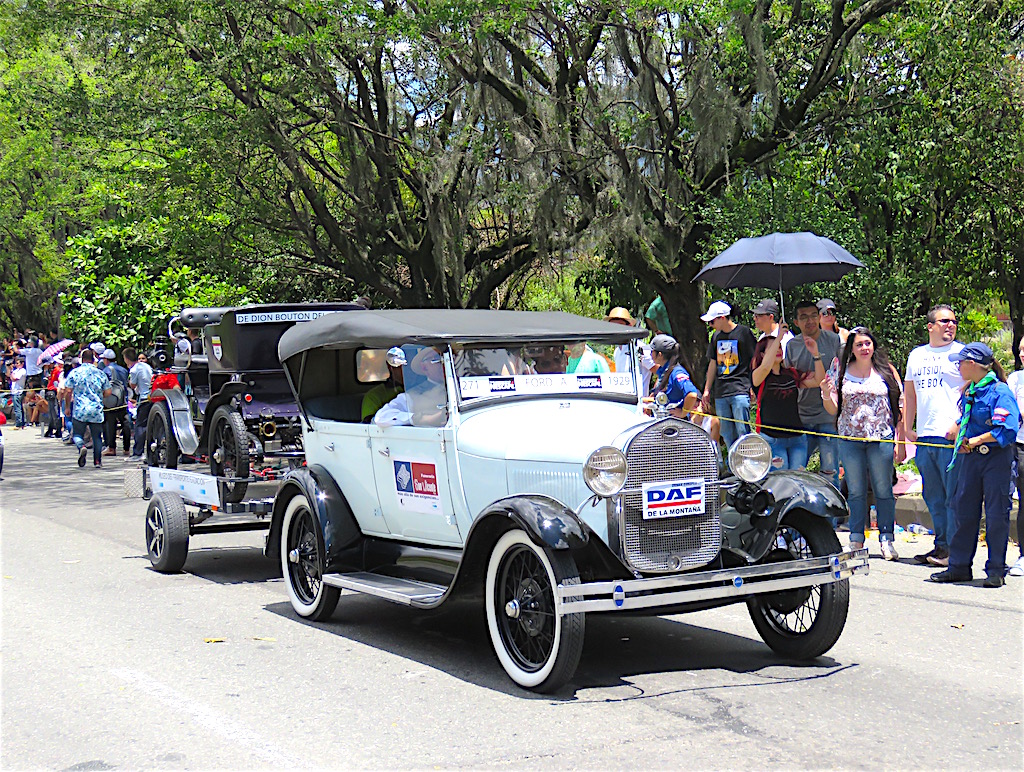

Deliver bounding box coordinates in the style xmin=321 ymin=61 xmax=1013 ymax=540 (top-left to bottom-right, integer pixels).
xmin=266 ymin=309 xmax=867 ymax=692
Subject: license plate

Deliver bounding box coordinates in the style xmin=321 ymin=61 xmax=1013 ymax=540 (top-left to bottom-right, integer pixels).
xmin=642 ymin=479 xmax=705 ymax=519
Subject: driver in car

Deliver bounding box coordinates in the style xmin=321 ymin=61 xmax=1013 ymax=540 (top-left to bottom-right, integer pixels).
xmin=374 ymin=346 xmax=448 ymax=427
xmin=526 ymin=345 xmax=568 ymax=374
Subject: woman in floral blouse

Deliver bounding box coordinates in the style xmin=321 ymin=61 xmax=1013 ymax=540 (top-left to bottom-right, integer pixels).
xmin=821 ymin=327 xmax=906 ymax=560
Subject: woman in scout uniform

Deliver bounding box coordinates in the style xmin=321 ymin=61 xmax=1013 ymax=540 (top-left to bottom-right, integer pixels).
xmin=929 ymin=342 xmax=1021 ymax=588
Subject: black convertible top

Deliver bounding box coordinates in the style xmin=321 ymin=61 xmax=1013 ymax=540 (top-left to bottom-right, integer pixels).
xmin=278 ymin=309 xmax=647 ymax=361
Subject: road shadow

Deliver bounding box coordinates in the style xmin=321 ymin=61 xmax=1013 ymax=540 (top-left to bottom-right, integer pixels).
xmin=158 ymin=545 xmax=280 ymax=585
xmin=264 ymin=596 xmax=850 ymax=699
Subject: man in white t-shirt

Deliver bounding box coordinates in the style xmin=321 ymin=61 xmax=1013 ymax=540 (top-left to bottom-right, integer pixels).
xmin=904 ymin=304 xmax=964 ymax=565
xmin=9 ymin=356 xmax=27 ymax=428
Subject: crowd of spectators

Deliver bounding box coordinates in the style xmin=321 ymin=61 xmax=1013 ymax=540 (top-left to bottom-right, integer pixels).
xmin=640 ymin=297 xmax=1022 ymax=587
xmin=2 ymin=332 xmax=153 ymax=468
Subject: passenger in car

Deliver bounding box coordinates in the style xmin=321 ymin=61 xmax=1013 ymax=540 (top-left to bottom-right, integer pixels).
xmin=361 ymin=349 xmax=405 ymax=422
xmin=374 ymin=346 xmax=448 ymax=427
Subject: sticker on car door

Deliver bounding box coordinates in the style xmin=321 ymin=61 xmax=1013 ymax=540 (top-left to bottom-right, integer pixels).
xmin=642 ymin=479 xmax=705 ymax=518
xmin=393 ymin=459 xmax=441 ymax=513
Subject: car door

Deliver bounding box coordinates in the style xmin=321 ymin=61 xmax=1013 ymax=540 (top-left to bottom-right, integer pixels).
xmin=305 ymin=420 xmax=391 ymax=537
xmin=369 ymin=424 xmax=463 ymax=545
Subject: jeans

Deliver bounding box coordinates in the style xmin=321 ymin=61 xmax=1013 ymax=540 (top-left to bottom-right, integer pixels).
xmin=764 ymin=433 xmax=809 ymax=470
xmin=72 ymin=418 xmax=104 ymax=464
xmin=805 ymin=421 xmax=840 ymax=488
xmin=949 ymin=445 xmax=1013 ymax=578
xmin=105 ymin=406 xmax=131 ymax=452
xmin=914 ymin=437 xmax=960 ymax=549
xmin=839 ymin=438 xmax=896 ymax=544
xmin=715 ymin=393 xmax=751 ymax=449
xmin=12 ymin=394 xmax=25 ymax=427
xmin=1015 ymin=444 xmax=1023 ymax=557
xmin=131 ymin=401 xmax=151 ymax=458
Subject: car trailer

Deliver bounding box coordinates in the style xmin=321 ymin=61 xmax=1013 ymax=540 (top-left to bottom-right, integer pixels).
xmin=125 ymin=464 xmax=280 ymax=573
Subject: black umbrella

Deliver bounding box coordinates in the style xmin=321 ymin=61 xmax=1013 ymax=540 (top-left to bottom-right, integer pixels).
xmin=692 ymin=231 xmax=864 ymax=319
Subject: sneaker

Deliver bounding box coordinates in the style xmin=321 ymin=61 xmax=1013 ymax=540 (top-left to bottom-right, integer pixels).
xmin=102 ymin=448 xmax=116 ymax=457
xmin=915 ymin=546 xmax=948 ymax=565
xmin=928 ymin=568 xmax=972 ymax=583
xmin=94 ymin=459 xmax=102 ymax=468
xmin=927 ymin=555 xmax=949 ymax=567
xmin=1008 ymin=557 xmax=1024 ymax=577
xmin=880 ymin=541 xmax=899 ymax=561
xmin=77 ymin=446 xmax=87 ymax=467
xmin=983 ymin=575 xmax=1005 ymax=588
xmin=849 ymin=541 xmax=865 ymax=552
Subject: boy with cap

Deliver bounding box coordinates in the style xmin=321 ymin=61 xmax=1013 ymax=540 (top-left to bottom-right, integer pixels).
xmin=752 ymin=298 xmax=793 ymax=350
xmin=701 ymin=301 xmax=757 ymax=449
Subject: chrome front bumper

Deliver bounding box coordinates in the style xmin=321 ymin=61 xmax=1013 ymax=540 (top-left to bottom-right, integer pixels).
xmin=556 ymin=548 xmax=868 ymax=615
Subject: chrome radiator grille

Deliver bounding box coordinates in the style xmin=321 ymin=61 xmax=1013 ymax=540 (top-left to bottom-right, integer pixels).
xmin=621 ymin=419 xmax=721 ymax=573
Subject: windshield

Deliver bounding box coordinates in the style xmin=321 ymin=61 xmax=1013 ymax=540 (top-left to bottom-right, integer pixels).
xmin=454 ymin=343 xmax=637 ymax=402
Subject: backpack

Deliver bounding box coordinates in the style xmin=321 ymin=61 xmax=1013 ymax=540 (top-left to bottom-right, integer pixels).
xmin=104 ymin=379 xmax=127 ymax=409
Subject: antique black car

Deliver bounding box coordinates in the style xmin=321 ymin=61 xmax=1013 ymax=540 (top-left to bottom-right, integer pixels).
xmin=145 ymin=302 xmax=362 ymax=501
xmin=265 ymin=309 xmax=868 ymax=692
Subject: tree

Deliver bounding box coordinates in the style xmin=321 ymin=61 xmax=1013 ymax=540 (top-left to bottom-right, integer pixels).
xmin=43 ymin=0 xmax=583 ymax=310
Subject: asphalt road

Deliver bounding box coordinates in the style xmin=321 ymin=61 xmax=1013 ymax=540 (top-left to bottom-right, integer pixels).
xmin=2 ymin=426 xmax=1022 ymax=770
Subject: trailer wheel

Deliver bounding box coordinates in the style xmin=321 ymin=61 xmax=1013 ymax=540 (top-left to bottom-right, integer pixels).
xmin=210 ymin=406 xmax=250 ymax=503
xmin=145 ymin=492 xmax=189 ymax=573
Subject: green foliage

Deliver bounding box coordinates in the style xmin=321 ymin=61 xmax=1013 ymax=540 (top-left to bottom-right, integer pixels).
xmin=519 ymin=266 xmax=611 ymax=321
xmin=60 ymin=232 xmax=251 ymax=350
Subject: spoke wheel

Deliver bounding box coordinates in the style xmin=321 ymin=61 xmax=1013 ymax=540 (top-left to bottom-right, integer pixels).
xmin=747 ymin=511 xmax=849 ymax=659
xmin=485 ymin=530 xmax=585 ymax=692
xmin=146 ymin=403 xmax=178 ymax=469
xmin=209 ymin=406 xmax=250 ymax=503
xmin=145 ymin=492 xmax=189 ymax=573
xmin=280 ymin=494 xmax=339 ymax=621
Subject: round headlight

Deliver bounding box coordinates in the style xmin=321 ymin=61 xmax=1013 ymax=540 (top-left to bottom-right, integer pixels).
xmin=583 ymin=446 xmax=627 ymax=497
xmin=728 ymin=433 xmax=773 ymax=482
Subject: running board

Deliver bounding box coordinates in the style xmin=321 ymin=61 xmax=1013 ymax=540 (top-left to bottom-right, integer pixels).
xmin=323 ymin=572 xmax=447 ymax=608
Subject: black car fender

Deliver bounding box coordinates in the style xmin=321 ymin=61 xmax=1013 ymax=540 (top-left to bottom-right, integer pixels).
xmin=764 ymin=470 xmax=848 ymax=523
xmin=450 ymin=495 xmax=633 ymax=601
xmin=726 ymin=470 xmax=848 ymax=561
xmin=264 ymin=465 xmax=362 ymax=570
xmin=198 ymin=382 xmax=248 ymax=450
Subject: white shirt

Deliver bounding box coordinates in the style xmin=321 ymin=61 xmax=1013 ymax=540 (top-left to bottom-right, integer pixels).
xmin=904 ymin=341 xmax=964 ymax=437
xmin=10 ymin=366 xmax=27 ymax=394
xmin=1007 ymin=370 xmax=1024 ymax=444
xmin=374 ymin=381 xmax=447 ymax=427
xmin=614 ymin=343 xmax=656 ymax=397
xmin=758 ymin=323 xmax=794 ymax=352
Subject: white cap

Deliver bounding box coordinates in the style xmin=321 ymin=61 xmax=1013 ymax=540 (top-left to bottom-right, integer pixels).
xmin=89 ymin=341 xmax=106 ymax=355
xmin=700 ymin=300 xmax=732 ymax=322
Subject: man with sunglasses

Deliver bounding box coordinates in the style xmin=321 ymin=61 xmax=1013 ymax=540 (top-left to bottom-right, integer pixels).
xmin=904 ymin=304 xmax=965 ymax=566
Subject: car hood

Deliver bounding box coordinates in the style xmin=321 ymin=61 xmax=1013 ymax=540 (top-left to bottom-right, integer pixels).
xmin=455 ymin=399 xmax=646 ymax=463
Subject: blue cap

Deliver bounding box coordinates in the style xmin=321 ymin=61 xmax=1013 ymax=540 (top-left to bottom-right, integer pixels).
xmin=949 ymin=342 xmax=994 ymax=366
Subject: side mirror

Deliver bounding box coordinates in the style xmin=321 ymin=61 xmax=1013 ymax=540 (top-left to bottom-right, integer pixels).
xmin=386 ymin=347 xmax=407 ymax=368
